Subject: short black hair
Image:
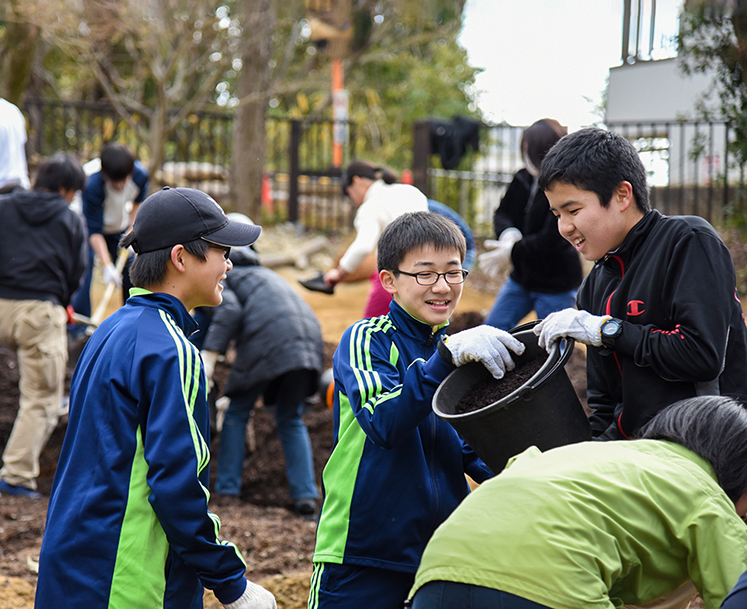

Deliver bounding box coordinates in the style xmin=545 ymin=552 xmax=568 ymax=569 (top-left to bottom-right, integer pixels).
xmin=377 ymin=211 xmax=466 ymax=272
xmin=538 ymin=128 xmax=651 ymax=213
xmin=34 ymin=152 xmax=86 ymax=193
xmin=119 ymin=233 xmax=209 ymax=287
xmin=100 ymin=143 xmax=136 ymax=182
xmin=639 ymin=395 xmax=747 ymax=501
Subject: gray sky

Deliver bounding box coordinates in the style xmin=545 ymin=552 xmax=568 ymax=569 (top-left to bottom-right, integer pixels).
xmin=459 ymin=0 xmax=639 ymax=130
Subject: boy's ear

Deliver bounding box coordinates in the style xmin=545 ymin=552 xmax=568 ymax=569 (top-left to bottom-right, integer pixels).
xmin=613 ymin=181 xmax=635 ymax=211
xmin=379 ymin=269 xmax=398 ymax=295
xmin=170 ymin=245 xmax=188 ymax=273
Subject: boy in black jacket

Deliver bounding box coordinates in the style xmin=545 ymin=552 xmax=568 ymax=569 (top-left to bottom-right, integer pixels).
xmin=534 ymin=128 xmax=747 ymax=439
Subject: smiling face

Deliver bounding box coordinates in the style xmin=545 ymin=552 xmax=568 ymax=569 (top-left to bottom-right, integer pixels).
xmin=182 ymin=244 xmax=233 ymax=310
xmin=546 ymin=180 xmax=645 ymax=262
xmin=380 ymin=245 xmax=464 ymax=327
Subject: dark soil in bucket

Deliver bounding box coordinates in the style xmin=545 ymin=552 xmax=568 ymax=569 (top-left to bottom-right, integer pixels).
xmin=453 ymin=352 xmax=548 ymax=414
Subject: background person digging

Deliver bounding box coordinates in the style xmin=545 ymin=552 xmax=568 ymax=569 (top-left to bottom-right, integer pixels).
xmin=479 ymin=118 xmax=582 ymax=331
xmin=71 ymin=142 xmax=149 ymax=323
xmin=195 ymin=214 xmax=323 ymax=519
xmin=321 ymin=161 xmax=428 ymax=317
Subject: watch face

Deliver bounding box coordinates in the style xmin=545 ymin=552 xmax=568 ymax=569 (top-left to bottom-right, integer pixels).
xmin=602 ymin=319 xmax=621 ymax=337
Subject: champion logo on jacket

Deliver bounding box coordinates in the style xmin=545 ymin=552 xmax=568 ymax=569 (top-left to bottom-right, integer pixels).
xmin=627 ymin=300 xmax=645 ymax=316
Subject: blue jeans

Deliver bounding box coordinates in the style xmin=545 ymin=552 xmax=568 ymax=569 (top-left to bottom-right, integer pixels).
xmin=411 ymin=581 xmax=551 ymax=609
xmin=215 ymin=369 xmax=319 ymax=501
xmin=485 ymin=277 xmax=577 ymax=331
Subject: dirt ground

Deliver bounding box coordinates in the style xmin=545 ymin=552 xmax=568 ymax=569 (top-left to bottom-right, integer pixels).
xmin=0 ymin=226 xmax=515 ymax=609
xmin=0 ymin=224 xmax=705 ymax=609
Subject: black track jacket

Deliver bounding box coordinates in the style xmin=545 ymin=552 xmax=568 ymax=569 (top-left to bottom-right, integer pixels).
xmin=577 ymin=210 xmax=747 ymax=439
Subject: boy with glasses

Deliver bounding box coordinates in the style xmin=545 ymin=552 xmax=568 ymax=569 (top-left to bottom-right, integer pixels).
xmin=308 ymin=211 xmax=525 ymax=609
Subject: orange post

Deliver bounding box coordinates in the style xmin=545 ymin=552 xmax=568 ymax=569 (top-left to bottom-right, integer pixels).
xmin=331 ymin=58 xmax=345 ymax=168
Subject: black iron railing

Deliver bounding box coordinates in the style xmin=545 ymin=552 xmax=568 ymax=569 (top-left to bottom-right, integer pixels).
xmin=607 ymin=120 xmax=743 ymax=225
xmin=22 ymin=98 xmax=357 ymax=233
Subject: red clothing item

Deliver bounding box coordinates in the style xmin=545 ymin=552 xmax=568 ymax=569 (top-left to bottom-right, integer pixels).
xmin=363 ymin=272 xmax=393 ymax=318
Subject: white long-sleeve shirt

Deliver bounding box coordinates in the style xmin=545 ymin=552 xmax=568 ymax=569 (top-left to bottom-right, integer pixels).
xmin=0 ymin=98 xmax=30 ymax=190
xmin=338 ymin=180 xmax=428 ymax=272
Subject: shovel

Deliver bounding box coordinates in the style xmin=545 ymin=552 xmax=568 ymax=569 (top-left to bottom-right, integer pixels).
xmin=89 ymin=247 xmax=130 ymax=327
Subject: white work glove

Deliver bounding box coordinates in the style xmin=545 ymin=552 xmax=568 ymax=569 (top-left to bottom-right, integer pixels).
xmin=103 ymin=263 xmax=122 ymax=287
xmin=201 ymin=350 xmax=220 ymax=393
xmin=477 ymin=228 xmax=522 ymax=277
xmin=444 ymin=325 xmax=526 ymax=379
xmin=222 ymin=579 xmax=276 ymax=609
xmin=215 ymin=396 xmax=231 ymax=432
xmin=533 ymin=309 xmax=608 ymax=351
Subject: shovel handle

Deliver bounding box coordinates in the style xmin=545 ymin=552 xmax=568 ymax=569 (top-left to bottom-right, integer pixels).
xmin=90 ymin=248 xmax=130 ymax=326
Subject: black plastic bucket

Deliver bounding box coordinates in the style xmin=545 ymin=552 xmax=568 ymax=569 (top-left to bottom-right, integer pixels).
xmin=433 ymin=320 xmax=591 ymax=473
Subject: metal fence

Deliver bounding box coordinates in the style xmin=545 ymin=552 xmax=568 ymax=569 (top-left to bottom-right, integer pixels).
xmin=22 ymin=100 xmax=744 ymax=237
xmin=607 ymin=120 xmax=743 ymax=226
xmin=23 ymin=98 xmax=235 ymax=198
xmin=266 ymin=117 xmax=357 ymax=233
xmin=415 ymin=122 xmax=526 ymax=238
xmin=432 ymin=124 xmax=524 ymax=237
xmin=417 ymin=119 xmax=744 ymax=237
xmin=22 ymin=98 xmax=356 ymax=233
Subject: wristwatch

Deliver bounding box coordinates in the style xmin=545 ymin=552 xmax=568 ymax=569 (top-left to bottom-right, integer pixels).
xmin=600 ymin=317 xmax=623 ymax=348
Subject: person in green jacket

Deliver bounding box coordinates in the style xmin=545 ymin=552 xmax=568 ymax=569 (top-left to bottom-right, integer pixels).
xmin=409 ymin=395 xmax=747 ymax=609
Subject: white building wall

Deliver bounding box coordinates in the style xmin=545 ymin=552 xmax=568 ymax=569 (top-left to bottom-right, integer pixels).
xmin=606 ymin=57 xmax=715 ymax=123
xmin=605 ymin=58 xmax=729 ymax=186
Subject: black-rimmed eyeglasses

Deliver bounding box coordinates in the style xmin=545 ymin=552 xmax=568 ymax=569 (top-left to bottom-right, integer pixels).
xmin=395 ymin=269 xmax=468 ymax=286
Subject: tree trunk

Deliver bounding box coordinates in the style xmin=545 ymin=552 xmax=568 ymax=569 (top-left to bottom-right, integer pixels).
xmin=0 ymin=2 xmax=40 ymax=104
xmin=733 ymin=0 xmax=747 ymax=92
xmin=147 ymin=104 xmax=167 ymax=196
xmin=231 ymin=0 xmax=276 ymax=219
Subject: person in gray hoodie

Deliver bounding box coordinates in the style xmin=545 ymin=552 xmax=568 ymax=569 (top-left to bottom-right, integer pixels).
xmin=197 ymin=229 xmax=323 ymax=518
xmin=0 ymin=152 xmax=86 ymax=497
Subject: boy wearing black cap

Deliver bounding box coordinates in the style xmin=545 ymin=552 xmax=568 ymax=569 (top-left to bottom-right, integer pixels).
xmin=35 ymin=187 xmax=276 ymax=609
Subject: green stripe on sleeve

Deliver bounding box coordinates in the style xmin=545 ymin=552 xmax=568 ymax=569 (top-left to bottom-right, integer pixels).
xmin=159 ymin=310 xmax=210 ymax=474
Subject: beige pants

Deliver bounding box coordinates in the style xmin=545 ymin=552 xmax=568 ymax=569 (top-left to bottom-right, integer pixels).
xmin=0 ymin=299 xmax=67 ymax=490
xmin=623 ymin=581 xmax=699 ymax=609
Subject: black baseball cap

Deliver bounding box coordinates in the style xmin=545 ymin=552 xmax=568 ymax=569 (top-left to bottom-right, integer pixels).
xmin=130 ymin=186 xmax=261 ymax=254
